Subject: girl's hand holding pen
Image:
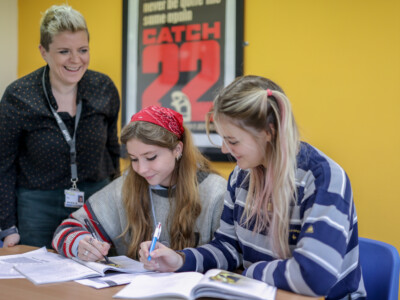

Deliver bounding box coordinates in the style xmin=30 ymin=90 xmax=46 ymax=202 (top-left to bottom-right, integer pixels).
xmin=138 ymin=241 xmax=184 ymax=272
xmin=77 ymin=235 xmax=110 ymax=262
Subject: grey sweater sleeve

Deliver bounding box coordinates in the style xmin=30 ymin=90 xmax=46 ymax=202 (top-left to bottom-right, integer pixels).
xmin=195 ymin=173 xmax=227 ymax=245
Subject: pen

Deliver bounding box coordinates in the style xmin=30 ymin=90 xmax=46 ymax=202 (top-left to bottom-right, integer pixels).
xmin=84 ymin=218 xmax=112 ymax=264
xmin=148 ymin=222 xmax=162 ymax=261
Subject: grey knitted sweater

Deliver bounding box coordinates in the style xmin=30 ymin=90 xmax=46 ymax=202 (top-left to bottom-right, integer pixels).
xmin=52 ymin=171 xmax=227 ymax=257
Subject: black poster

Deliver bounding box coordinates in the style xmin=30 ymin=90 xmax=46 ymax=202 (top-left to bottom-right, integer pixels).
xmin=123 ymin=0 xmax=243 ymax=158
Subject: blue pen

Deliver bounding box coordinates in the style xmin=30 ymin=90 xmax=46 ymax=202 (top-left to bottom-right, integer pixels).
xmin=148 ymin=222 xmax=162 ymax=261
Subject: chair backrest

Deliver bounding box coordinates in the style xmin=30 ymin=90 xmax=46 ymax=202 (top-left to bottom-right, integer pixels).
xmin=359 ymin=237 xmax=400 ymax=300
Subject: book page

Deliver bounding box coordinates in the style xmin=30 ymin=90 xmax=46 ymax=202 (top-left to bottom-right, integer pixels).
xmin=191 ymin=269 xmax=277 ymax=300
xmin=0 ymin=247 xmax=63 ymax=279
xmin=14 ymin=259 xmax=102 ymax=285
xmin=113 ymin=272 xmax=203 ymax=299
xmin=14 ymin=253 xmax=150 ymax=285
xmin=76 ymin=255 xmax=150 ymax=275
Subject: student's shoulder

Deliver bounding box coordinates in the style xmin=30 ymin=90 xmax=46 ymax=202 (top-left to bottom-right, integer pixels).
xmin=297 ymin=142 xmax=352 ymax=207
xmin=298 ymin=142 xmax=348 ymax=189
xmin=88 ymin=175 xmax=124 ymax=202
xmin=197 ymin=173 xmax=226 ymax=210
xmin=198 ymin=171 xmax=227 ymax=187
xmin=197 ymin=172 xmax=227 ymax=200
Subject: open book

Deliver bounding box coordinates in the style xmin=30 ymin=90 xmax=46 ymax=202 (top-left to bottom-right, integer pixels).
xmin=14 ymin=254 xmax=150 ymax=285
xmin=113 ymin=269 xmax=277 ymax=300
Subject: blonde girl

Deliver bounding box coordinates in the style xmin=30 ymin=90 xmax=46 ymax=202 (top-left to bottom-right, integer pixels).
xmin=139 ymin=76 xmax=366 ymax=300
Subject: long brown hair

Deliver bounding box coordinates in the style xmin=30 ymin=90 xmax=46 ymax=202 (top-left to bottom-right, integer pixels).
xmin=120 ymin=121 xmax=216 ymax=259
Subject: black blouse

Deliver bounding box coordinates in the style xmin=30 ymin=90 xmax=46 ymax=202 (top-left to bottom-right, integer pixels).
xmin=0 ymin=66 xmax=120 ymax=230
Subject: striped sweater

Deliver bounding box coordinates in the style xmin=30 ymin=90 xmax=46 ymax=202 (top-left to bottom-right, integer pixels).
xmin=178 ymin=142 xmax=366 ymax=299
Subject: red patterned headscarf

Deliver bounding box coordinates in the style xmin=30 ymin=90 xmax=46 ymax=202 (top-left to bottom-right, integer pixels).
xmin=130 ymin=106 xmax=184 ymax=139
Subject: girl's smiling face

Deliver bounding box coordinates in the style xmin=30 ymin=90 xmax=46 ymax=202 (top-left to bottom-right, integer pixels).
xmin=216 ymin=117 xmax=271 ymax=169
xmin=126 ymin=138 xmax=182 ymax=187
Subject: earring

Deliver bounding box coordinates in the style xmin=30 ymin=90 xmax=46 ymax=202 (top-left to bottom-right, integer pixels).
xmin=176 ymin=153 xmax=182 ymax=161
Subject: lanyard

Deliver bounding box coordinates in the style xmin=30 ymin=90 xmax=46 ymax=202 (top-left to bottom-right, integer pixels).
xmin=42 ymin=67 xmax=82 ymax=189
xmin=148 ymin=184 xmax=176 ymax=228
xmin=149 ymin=187 xmax=157 ymax=227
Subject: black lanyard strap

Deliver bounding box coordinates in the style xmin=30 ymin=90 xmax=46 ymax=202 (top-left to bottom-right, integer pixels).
xmin=42 ymin=67 xmax=82 ymax=188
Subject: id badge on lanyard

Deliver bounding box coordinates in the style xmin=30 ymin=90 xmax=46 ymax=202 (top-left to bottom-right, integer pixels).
xmin=42 ymin=67 xmax=84 ymax=208
xmin=64 ymin=188 xmax=85 ymax=208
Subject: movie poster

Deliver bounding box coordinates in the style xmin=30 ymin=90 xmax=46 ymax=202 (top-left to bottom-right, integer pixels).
xmin=124 ymin=0 xmax=241 ymax=152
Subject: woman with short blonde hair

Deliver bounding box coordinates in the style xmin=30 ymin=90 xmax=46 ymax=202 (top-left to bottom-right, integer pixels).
xmin=0 ymin=4 xmax=120 ymax=248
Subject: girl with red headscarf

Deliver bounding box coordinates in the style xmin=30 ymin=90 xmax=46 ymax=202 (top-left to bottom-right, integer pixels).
xmin=52 ymin=106 xmax=227 ymax=261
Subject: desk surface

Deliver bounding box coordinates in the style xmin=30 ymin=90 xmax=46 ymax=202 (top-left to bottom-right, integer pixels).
xmin=0 ymin=245 xmax=322 ymax=300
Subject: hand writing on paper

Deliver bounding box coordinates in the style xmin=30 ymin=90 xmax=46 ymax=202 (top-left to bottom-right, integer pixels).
xmin=3 ymin=233 xmax=20 ymax=247
xmin=138 ymin=241 xmax=184 ymax=272
xmin=77 ymin=235 xmax=110 ymax=262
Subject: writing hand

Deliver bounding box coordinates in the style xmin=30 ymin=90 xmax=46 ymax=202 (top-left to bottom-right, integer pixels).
xmin=138 ymin=241 xmax=184 ymax=272
xmin=77 ymin=235 xmax=110 ymax=262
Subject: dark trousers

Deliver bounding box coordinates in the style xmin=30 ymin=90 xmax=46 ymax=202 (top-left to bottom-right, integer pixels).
xmin=17 ymin=179 xmax=109 ymax=249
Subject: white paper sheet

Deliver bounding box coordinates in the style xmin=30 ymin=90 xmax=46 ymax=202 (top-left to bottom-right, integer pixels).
xmin=0 ymin=247 xmax=62 ymax=279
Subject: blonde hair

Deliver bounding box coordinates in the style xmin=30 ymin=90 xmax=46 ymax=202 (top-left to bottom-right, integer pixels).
xmin=120 ymin=121 xmax=217 ymax=259
xmin=207 ymin=75 xmax=300 ymax=258
xmin=40 ymin=4 xmax=89 ymax=51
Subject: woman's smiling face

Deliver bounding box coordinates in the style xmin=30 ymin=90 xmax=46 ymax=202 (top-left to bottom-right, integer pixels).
xmin=39 ymin=30 xmax=89 ymax=87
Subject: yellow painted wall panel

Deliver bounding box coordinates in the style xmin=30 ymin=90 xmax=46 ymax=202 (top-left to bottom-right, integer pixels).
xmin=245 ymin=0 xmax=400 ymax=251
xmin=18 ymin=0 xmax=400 ymax=252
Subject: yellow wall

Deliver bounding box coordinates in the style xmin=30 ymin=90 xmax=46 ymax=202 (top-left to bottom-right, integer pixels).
xmin=18 ymin=0 xmax=400 ymax=252
xmin=244 ymin=0 xmax=400 ymax=251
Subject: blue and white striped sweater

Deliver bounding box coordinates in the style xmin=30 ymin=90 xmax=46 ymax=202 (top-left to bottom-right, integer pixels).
xmin=178 ymin=142 xmax=366 ymax=299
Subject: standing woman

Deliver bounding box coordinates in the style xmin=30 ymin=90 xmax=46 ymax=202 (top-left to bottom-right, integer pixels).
xmin=0 ymin=5 xmax=120 ymax=248
xmin=52 ymin=106 xmax=227 ymax=261
xmin=139 ymin=76 xmax=367 ymax=299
